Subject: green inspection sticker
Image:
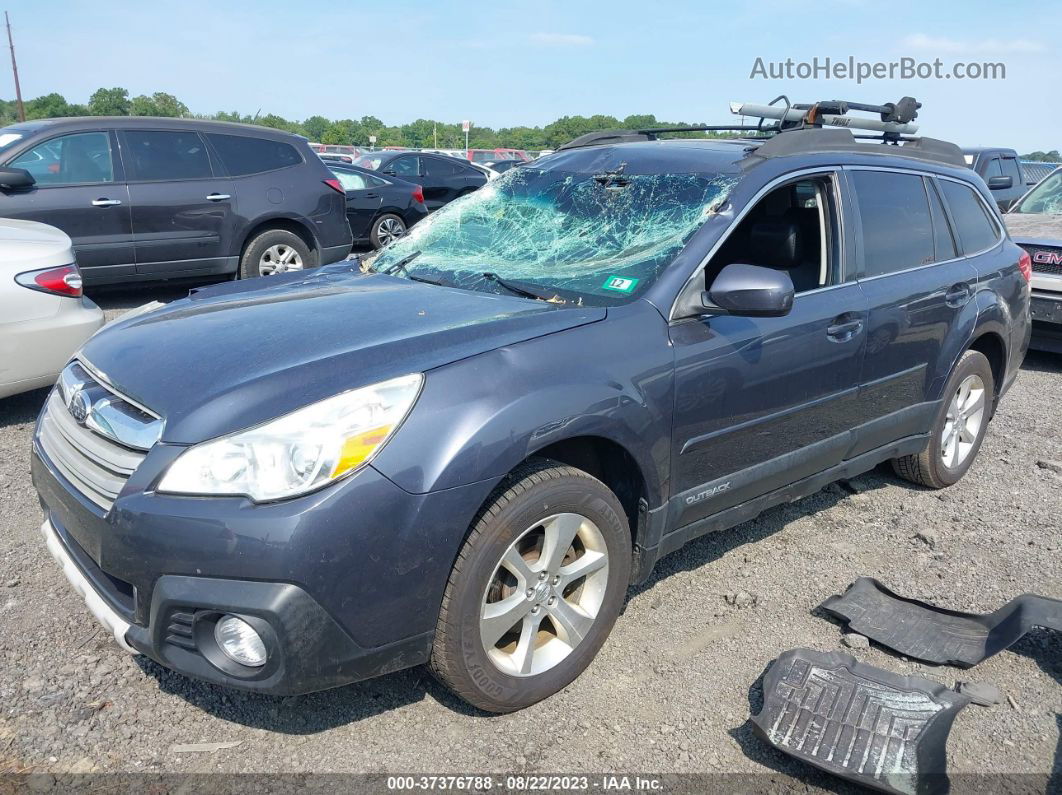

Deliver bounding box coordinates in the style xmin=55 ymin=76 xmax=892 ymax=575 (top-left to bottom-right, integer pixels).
xmin=602 ymin=275 xmax=640 ymax=293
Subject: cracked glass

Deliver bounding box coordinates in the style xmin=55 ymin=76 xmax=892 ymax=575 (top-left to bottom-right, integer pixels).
xmin=371 ymin=164 xmax=738 ymax=306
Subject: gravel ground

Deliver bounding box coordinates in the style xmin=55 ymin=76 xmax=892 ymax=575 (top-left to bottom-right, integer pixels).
xmin=0 ymin=284 xmax=1058 ymax=789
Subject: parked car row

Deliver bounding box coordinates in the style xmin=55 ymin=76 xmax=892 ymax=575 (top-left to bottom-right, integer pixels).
xmin=0 ymin=117 xmax=354 ymax=285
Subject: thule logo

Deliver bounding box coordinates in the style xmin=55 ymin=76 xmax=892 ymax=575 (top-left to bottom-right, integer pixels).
xmin=1033 ymin=250 xmax=1062 ymax=266
xmin=685 ymin=482 xmax=731 ymax=505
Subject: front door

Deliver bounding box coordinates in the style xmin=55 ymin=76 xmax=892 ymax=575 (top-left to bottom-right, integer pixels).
xmin=668 ymin=172 xmax=867 ymax=529
xmin=119 ymin=129 xmax=238 ymax=276
xmin=3 ymin=129 xmax=135 ymax=280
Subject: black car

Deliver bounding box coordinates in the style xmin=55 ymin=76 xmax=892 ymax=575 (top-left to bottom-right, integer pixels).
xmin=486 ymin=159 xmax=523 ymax=174
xmin=33 ymin=113 xmax=1030 ymax=714
xmin=352 ymin=150 xmax=486 ymax=211
xmin=0 ymin=117 xmax=353 ymax=284
xmin=327 ymin=163 xmax=428 ymax=248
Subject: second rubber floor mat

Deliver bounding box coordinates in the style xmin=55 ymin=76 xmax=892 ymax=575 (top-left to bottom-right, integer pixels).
xmin=752 ymin=648 xmax=970 ymax=795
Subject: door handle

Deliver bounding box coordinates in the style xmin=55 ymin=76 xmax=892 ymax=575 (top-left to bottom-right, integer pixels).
xmin=945 ymin=282 xmax=972 ymax=307
xmin=91 ymin=198 xmax=121 ymax=207
xmin=363 ymin=192 xmax=379 ymax=198
xmin=826 ymin=315 xmax=864 ymax=342
xmin=206 ymin=193 xmax=231 ymax=201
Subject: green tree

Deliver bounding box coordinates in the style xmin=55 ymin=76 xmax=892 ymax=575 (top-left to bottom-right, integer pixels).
xmin=129 ymin=92 xmax=188 ymax=117
xmin=24 ymin=93 xmax=78 ymax=119
xmin=88 ymin=87 xmax=131 ymax=116
xmin=303 ymin=115 xmax=330 ymax=142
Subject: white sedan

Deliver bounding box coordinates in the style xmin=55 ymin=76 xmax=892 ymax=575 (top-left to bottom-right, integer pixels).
xmin=0 ymin=218 xmax=104 ymax=399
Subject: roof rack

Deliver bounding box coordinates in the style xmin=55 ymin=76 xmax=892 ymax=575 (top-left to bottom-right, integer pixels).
xmin=554 ymin=96 xmax=965 ymax=167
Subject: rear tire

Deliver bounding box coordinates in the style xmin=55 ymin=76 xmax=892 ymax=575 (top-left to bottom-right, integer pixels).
xmin=369 ymin=214 xmax=406 ymax=249
xmin=239 ymin=229 xmax=313 ymax=279
xmin=429 ymin=459 xmax=631 ymax=713
xmin=892 ymin=349 xmax=994 ymax=488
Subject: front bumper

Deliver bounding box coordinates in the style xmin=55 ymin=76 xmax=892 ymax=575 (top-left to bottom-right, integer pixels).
xmin=32 ymin=436 xmax=496 ymax=695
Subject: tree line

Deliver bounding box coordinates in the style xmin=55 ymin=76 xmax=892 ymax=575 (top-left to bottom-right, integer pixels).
xmin=3 ymin=87 xmax=1057 ymax=159
xmin=0 ymin=87 xmax=728 ymax=151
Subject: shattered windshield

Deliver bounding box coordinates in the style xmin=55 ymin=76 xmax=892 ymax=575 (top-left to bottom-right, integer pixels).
xmin=1013 ymin=170 xmax=1062 ymax=215
xmin=371 ymin=163 xmax=738 ymax=305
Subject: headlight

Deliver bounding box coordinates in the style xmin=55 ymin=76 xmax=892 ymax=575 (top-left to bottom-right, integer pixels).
xmin=157 ymin=373 xmax=422 ymax=501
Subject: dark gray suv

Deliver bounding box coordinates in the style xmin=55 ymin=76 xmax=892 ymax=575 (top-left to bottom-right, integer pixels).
xmin=32 ymin=121 xmax=1031 ymax=714
xmin=0 ymin=117 xmax=352 ymax=284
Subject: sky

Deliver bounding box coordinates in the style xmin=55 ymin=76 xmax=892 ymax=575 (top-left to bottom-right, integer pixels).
xmin=5 ymin=0 xmax=1060 ymax=152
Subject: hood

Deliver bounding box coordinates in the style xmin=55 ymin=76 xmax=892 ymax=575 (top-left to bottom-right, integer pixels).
xmin=0 ymin=218 xmax=73 ymax=271
xmin=81 ymin=266 xmax=604 ymax=444
xmin=1004 ymin=212 xmax=1062 ymax=245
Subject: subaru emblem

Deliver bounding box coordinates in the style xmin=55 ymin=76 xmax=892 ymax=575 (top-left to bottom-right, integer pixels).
xmin=69 ymin=389 xmax=90 ymax=425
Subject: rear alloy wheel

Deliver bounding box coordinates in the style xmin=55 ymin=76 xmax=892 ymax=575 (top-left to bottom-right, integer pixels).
xmin=370 ymin=214 xmax=406 ymax=249
xmin=892 ymin=349 xmax=994 ymax=488
xmin=429 ymin=460 xmax=631 ymax=713
xmin=239 ymin=229 xmax=313 ymax=280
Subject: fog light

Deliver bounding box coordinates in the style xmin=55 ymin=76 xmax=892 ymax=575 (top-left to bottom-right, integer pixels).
xmin=214 ymin=615 xmax=267 ymax=667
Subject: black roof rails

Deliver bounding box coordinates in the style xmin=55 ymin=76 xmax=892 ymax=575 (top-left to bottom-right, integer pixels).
xmin=556 ymin=124 xmax=774 ymax=152
xmin=749 ymin=128 xmax=966 ymax=167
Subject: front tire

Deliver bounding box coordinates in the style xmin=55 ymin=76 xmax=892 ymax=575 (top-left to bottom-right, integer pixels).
xmin=429 ymin=460 xmax=631 ymax=713
xmin=892 ymin=349 xmax=994 ymax=488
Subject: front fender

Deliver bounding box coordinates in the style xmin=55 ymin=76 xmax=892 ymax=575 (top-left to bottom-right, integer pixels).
xmin=371 ymin=304 xmax=674 ymax=508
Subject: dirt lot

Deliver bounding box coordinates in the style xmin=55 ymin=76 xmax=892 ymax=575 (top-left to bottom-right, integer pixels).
xmin=0 ymin=285 xmax=1059 ymax=789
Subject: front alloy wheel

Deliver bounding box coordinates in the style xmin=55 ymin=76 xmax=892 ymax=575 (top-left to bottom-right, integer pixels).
xmin=480 ymin=513 xmax=609 ymax=677
xmin=430 ymin=460 xmax=631 ymax=713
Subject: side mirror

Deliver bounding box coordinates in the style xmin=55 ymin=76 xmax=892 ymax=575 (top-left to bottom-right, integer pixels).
xmin=0 ymin=166 xmax=35 ymax=189
xmin=702 ymin=263 xmax=795 ymax=317
xmin=987 ymin=175 xmax=1013 ymax=190
xmin=382 ymin=169 xmax=395 ymax=176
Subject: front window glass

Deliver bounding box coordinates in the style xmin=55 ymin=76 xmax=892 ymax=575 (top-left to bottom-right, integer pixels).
xmin=10 ymin=131 xmax=114 ymax=185
xmin=372 ymin=165 xmax=738 ymax=305
xmin=1013 ymin=170 xmax=1062 ymax=214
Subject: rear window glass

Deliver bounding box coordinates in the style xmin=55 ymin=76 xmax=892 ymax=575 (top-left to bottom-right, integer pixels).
xmin=332 ymin=169 xmax=371 ymax=191
xmin=124 ymin=130 xmax=212 ymax=181
xmin=939 ymin=180 xmax=1000 ymax=254
xmin=851 ymin=170 xmax=935 ymax=276
xmin=206 ymin=133 xmax=302 ymax=176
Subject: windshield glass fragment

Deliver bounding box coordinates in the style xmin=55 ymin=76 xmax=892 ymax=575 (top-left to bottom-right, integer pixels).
xmin=372 ymin=166 xmax=738 ymax=304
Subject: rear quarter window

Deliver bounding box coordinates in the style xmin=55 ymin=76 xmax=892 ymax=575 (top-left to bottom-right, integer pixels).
xmin=206 ymin=133 xmax=302 ymax=176
xmin=938 ymin=179 xmax=1000 ymax=254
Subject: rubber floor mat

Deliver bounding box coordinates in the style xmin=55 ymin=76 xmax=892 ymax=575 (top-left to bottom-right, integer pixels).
xmin=821 ymin=577 xmax=1062 ymax=667
xmin=752 ymin=649 xmax=969 ymax=795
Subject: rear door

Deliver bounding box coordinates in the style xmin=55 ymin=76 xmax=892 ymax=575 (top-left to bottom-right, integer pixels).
xmin=847 ymin=168 xmax=977 ymax=450
xmin=119 ymin=128 xmax=238 ymax=276
xmin=3 ymin=129 xmax=135 ymax=280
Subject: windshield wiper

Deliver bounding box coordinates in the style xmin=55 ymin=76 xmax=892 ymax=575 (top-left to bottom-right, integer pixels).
xmin=407 ymin=274 xmax=446 ymax=286
xmin=380 ymin=250 xmax=422 ymax=276
xmin=481 ymin=272 xmax=564 ymax=303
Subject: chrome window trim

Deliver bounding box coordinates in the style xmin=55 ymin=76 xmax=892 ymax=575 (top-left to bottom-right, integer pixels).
xmin=668 ymin=167 xmax=846 ymax=322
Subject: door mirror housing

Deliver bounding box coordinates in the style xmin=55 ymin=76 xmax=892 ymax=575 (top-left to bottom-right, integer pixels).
xmin=0 ymin=166 xmax=35 ymax=189
xmin=702 ymin=263 xmax=795 ymax=317
xmin=987 ymin=175 xmax=1013 ymax=190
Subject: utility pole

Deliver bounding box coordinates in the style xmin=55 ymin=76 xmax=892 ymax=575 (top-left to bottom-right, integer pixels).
xmin=5 ymin=12 xmax=24 ymax=122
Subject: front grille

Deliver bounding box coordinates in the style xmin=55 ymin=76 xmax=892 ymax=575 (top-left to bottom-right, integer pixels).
xmin=36 ymin=361 xmax=159 ymax=511
xmin=1022 ymin=243 xmax=1062 ymax=276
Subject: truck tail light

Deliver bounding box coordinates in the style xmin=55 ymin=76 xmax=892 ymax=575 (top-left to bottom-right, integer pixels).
xmin=15 ymin=264 xmax=83 ymax=297
xmin=323 ymin=178 xmax=345 ymax=195
xmin=412 ymin=185 xmax=425 ymax=204
xmin=1017 ymin=250 xmax=1032 ymax=282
